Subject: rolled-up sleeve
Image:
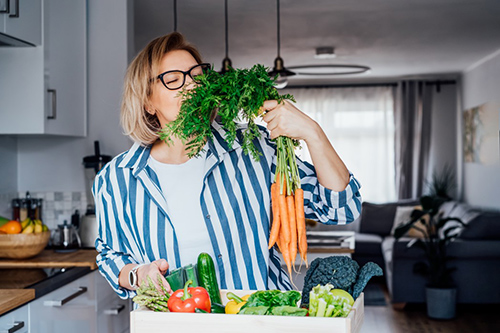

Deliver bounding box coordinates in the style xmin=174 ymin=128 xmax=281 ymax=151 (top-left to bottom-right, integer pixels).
xmin=299 ymin=159 xmax=362 ymax=224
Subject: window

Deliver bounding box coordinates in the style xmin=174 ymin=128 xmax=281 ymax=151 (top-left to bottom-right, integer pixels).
xmin=282 ymin=86 xmax=396 ymax=203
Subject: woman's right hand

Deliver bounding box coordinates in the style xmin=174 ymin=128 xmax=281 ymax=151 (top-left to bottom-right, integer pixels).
xmin=136 ymin=259 xmax=172 ymax=295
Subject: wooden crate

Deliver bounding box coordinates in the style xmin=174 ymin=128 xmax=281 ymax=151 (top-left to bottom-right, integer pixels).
xmin=130 ymin=289 xmax=364 ymax=333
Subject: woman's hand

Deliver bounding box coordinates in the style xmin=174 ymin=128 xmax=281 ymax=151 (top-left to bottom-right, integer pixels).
xmin=261 ymin=100 xmax=320 ymax=143
xmin=135 ymin=259 xmax=172 ymax=295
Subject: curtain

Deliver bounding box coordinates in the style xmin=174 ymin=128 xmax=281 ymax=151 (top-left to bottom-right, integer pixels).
xmin=280 ymin=86 xmax=396 ymax=203
xmin=394 ymin=81 xmax=433 ymax=199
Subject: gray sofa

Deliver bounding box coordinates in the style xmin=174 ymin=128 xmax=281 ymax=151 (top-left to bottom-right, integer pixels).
xmin=310 ymin=199 xmax=500 ymax=304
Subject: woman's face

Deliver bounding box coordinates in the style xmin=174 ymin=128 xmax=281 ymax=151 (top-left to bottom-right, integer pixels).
xmin=148 ymin=49 xmax=199 ymax=126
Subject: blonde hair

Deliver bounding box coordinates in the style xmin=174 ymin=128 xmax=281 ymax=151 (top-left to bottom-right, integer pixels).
xmin=120 ymin=32 xmax=203 ymax=145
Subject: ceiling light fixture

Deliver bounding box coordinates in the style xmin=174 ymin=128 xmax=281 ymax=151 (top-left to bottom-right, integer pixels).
xmin=219 ymin=0 xmax=232 ymax=74
xmin=268 ymin=0 xmax=295 ymax=89
xmin=314 ymin=46 xmax=336 ymax=59
xmin=288 ymin=64 xmax=371 ymax=75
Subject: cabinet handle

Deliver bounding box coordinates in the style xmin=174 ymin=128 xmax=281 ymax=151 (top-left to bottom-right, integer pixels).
xmin=47 ymin=89 xmax=57 ymax=119
xmin=4 ymin=321 xmax=24 ymax=333
xmin=104 ymin=304 xmax=126 ymax=315
xmin=43 ymin=286 xmax=88 ymax=307
xmin=0 ymin=0 xmax=9 ymax=14
xmin=8 ymin=0 xmax=18 ymax=17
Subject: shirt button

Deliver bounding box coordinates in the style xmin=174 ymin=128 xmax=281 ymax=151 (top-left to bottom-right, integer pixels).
xmin=218 ymin=254 xmax=222 ymax=259
xmin=206 ymin=214 xmax=211 ymax=219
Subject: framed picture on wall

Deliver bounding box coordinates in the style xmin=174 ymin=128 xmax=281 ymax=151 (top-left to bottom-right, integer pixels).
xmin=463 ymin=102 xmax=500 ymax=165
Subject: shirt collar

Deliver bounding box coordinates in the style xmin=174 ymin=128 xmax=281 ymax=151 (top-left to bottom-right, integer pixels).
xmin=118 ymin=121 xmax=241 ymax=176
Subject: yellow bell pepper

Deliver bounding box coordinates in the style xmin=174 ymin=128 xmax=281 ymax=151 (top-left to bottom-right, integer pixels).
xmin=225 ymin=292 xmax=251 ymax=314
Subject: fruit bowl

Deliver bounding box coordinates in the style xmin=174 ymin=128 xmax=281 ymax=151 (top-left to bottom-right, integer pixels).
xmin=0 ymin=231 xmax=51 ymax=259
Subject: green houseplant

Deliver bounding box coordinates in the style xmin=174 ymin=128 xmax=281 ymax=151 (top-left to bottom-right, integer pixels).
xmin=394 ymin=194 xmax=465 ymax=319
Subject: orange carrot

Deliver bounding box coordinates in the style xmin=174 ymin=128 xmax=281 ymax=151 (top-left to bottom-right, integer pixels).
xmin=278 ymin=191 xmax=290 ymax=245
xmin=279 ymin=224 xmax=292 ymax=276
xmin=268 ymin=182 xmax=281 ymax=249
xmin=286 ymin=194 xmax=297 ymax=265
xmin=295 ymin=188 xmax=308 ymax=266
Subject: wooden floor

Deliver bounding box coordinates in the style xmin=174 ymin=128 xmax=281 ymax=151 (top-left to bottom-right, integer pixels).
xmin=361 ymin=283 xmax=500 ymax=333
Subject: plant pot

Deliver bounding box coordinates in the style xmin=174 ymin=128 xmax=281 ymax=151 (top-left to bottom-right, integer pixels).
xmin=425 ymin=287 xmax=457 ymax=319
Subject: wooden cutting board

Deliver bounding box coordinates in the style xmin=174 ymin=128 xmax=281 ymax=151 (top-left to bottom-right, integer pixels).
xmin=0 ymin=289 xmax=35 ymax=316
xmin=0 ymin=249 xmax=98 ymax=270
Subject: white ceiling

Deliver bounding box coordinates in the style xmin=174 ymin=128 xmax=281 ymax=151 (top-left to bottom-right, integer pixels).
xmin=134 ymin=0 xmax=500 ymax=86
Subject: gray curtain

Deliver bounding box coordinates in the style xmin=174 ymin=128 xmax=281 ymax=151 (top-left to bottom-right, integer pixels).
xmin=394 ymin=81 xmax=433 ymax=199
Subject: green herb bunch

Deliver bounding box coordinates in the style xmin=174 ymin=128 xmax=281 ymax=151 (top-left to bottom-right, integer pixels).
xmin=158 ymin=64 xmax=293 ymax=160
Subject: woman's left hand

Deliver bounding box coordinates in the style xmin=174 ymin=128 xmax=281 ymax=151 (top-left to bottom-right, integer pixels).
xmin=261 ymin=100 xmax=320 ymax=142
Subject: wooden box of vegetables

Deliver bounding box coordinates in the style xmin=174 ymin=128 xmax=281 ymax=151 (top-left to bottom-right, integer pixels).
xmin=130 ymin=289 xmax=364 ymax=333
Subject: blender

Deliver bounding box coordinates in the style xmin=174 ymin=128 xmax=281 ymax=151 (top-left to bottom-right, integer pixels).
xmin=80 ymin=141 xmax=111 ymax=248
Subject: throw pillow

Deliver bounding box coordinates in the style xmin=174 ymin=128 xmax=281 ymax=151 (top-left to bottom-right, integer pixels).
xmin=391 ymin=205 xmax=426 ymax=238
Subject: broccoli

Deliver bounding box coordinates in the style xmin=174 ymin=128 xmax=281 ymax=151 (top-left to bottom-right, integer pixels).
xmin=301 ymin=256 xmax=383 ymax=306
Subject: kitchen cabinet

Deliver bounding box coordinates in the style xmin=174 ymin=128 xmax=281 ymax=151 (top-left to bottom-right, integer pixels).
xmin=29 ymin=270 xmax=130 ymax=333
xmin=0 ymin=0 xmax=42 ymax=46
xmin=0 ymin=0 xmax=86 ymax=136
xmin=0 ymin=304 xmax=29 ymax=333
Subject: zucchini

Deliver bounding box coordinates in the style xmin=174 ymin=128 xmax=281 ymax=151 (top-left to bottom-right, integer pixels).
xmin=197 ymin=252 xmax=222 ymax=304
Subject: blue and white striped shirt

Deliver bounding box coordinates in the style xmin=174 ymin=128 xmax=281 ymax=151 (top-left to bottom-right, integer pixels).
xmin=93 ymin=121 xmax=362 ymax=299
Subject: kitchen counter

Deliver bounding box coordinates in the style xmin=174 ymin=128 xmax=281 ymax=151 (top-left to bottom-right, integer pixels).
xmin=0 ymin=249 xmax=98 ymax=270
xmin=0 ymin=249 xmax=98 ymax=316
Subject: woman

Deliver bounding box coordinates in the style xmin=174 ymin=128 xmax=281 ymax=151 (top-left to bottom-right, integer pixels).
xmin=94 ymin=32 xmax=362 ymax=299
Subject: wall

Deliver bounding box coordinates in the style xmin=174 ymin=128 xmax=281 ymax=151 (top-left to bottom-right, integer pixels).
xmin=11 ymin=0 xmax=133 ymax=227
xmin=461 ymin=49 xmax=500 ymax=210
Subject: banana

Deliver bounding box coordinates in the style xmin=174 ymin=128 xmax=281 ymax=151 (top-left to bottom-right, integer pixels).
xmin=34 ymin=223 xmax=43 ymax=233
xmin=21 ymin=218 xmax=32 ymax=230
xmin=42 ymin=224 xmax=49 ymax=232
xmin=22 ymin=223 xmax=35 ymax=234
xmin=34 ymin=219 xmax=42 ymax=226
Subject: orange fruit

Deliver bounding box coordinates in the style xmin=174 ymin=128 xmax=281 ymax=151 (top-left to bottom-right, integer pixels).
xmin=0 ymin=220 xmax=23 ymax=234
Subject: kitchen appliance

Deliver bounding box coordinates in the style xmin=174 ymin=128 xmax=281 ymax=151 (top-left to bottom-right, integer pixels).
xmin=80 ymin=141 xmax=111 ymax=248
xmin=52 ymin=221 xmax=81 ymax=252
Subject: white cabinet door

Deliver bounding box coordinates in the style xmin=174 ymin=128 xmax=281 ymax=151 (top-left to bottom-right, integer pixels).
xmin=43 ymin=0 xmax=87 ymax=136
xmin=2 ymin=0 xmax=42 ymax=45
xmin=29 ymin=272 xmax=97 ymax=333
xmin=0 ymin=0 xmax=86 ymax=136
xmin=0 ymin=304 xmax=29 ymax=333
xmin=96 ymin=297 xmax=131 ymax=333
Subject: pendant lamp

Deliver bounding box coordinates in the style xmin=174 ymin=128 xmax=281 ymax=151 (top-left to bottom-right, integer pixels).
xmin=220 ymin=0 xmax=232 ymax=74
xmin=268 ymin=0 xmax=295 ymax=89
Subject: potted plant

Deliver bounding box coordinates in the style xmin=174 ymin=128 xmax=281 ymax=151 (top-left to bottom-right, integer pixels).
xmin=394 ymin=195 xmax=465 ymax=319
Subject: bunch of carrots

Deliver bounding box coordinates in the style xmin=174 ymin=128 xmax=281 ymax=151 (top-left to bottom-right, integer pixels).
xmin=268 ymin=136 xmax=308 ymax=280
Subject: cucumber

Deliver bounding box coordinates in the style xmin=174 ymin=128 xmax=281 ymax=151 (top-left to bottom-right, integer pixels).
xmin=197 ymin=252 xmax=222 ymax=304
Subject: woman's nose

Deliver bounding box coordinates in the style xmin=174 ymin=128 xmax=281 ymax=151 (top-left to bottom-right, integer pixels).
xmin=184 ymin=76 xmax=196 ymax=90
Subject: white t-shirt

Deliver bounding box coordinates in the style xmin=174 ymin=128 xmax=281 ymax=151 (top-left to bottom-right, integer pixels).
xmin=148 ymin=150 xmax=214 ymax=267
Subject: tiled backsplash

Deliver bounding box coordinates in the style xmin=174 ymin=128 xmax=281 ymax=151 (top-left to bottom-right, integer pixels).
xmin=0 ymin=191 xmax=89 ymax=230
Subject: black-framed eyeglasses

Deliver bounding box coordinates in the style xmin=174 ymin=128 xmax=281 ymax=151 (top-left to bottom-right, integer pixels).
xmin=153 ymin=63 xmax=211 ymax=90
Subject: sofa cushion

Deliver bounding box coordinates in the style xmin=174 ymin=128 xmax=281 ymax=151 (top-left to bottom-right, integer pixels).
xmin=390 ymin=205 xmax=428 ymax=238
xmin=460 ymin=211 xmax=500 ymax=240
xmin=354 ymin=233 xmax=383 ymax=256
xmin=359 ymin=199 xmax=419 ymax=237
xmin=439 ymin=201 xmax=481 ymax=238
